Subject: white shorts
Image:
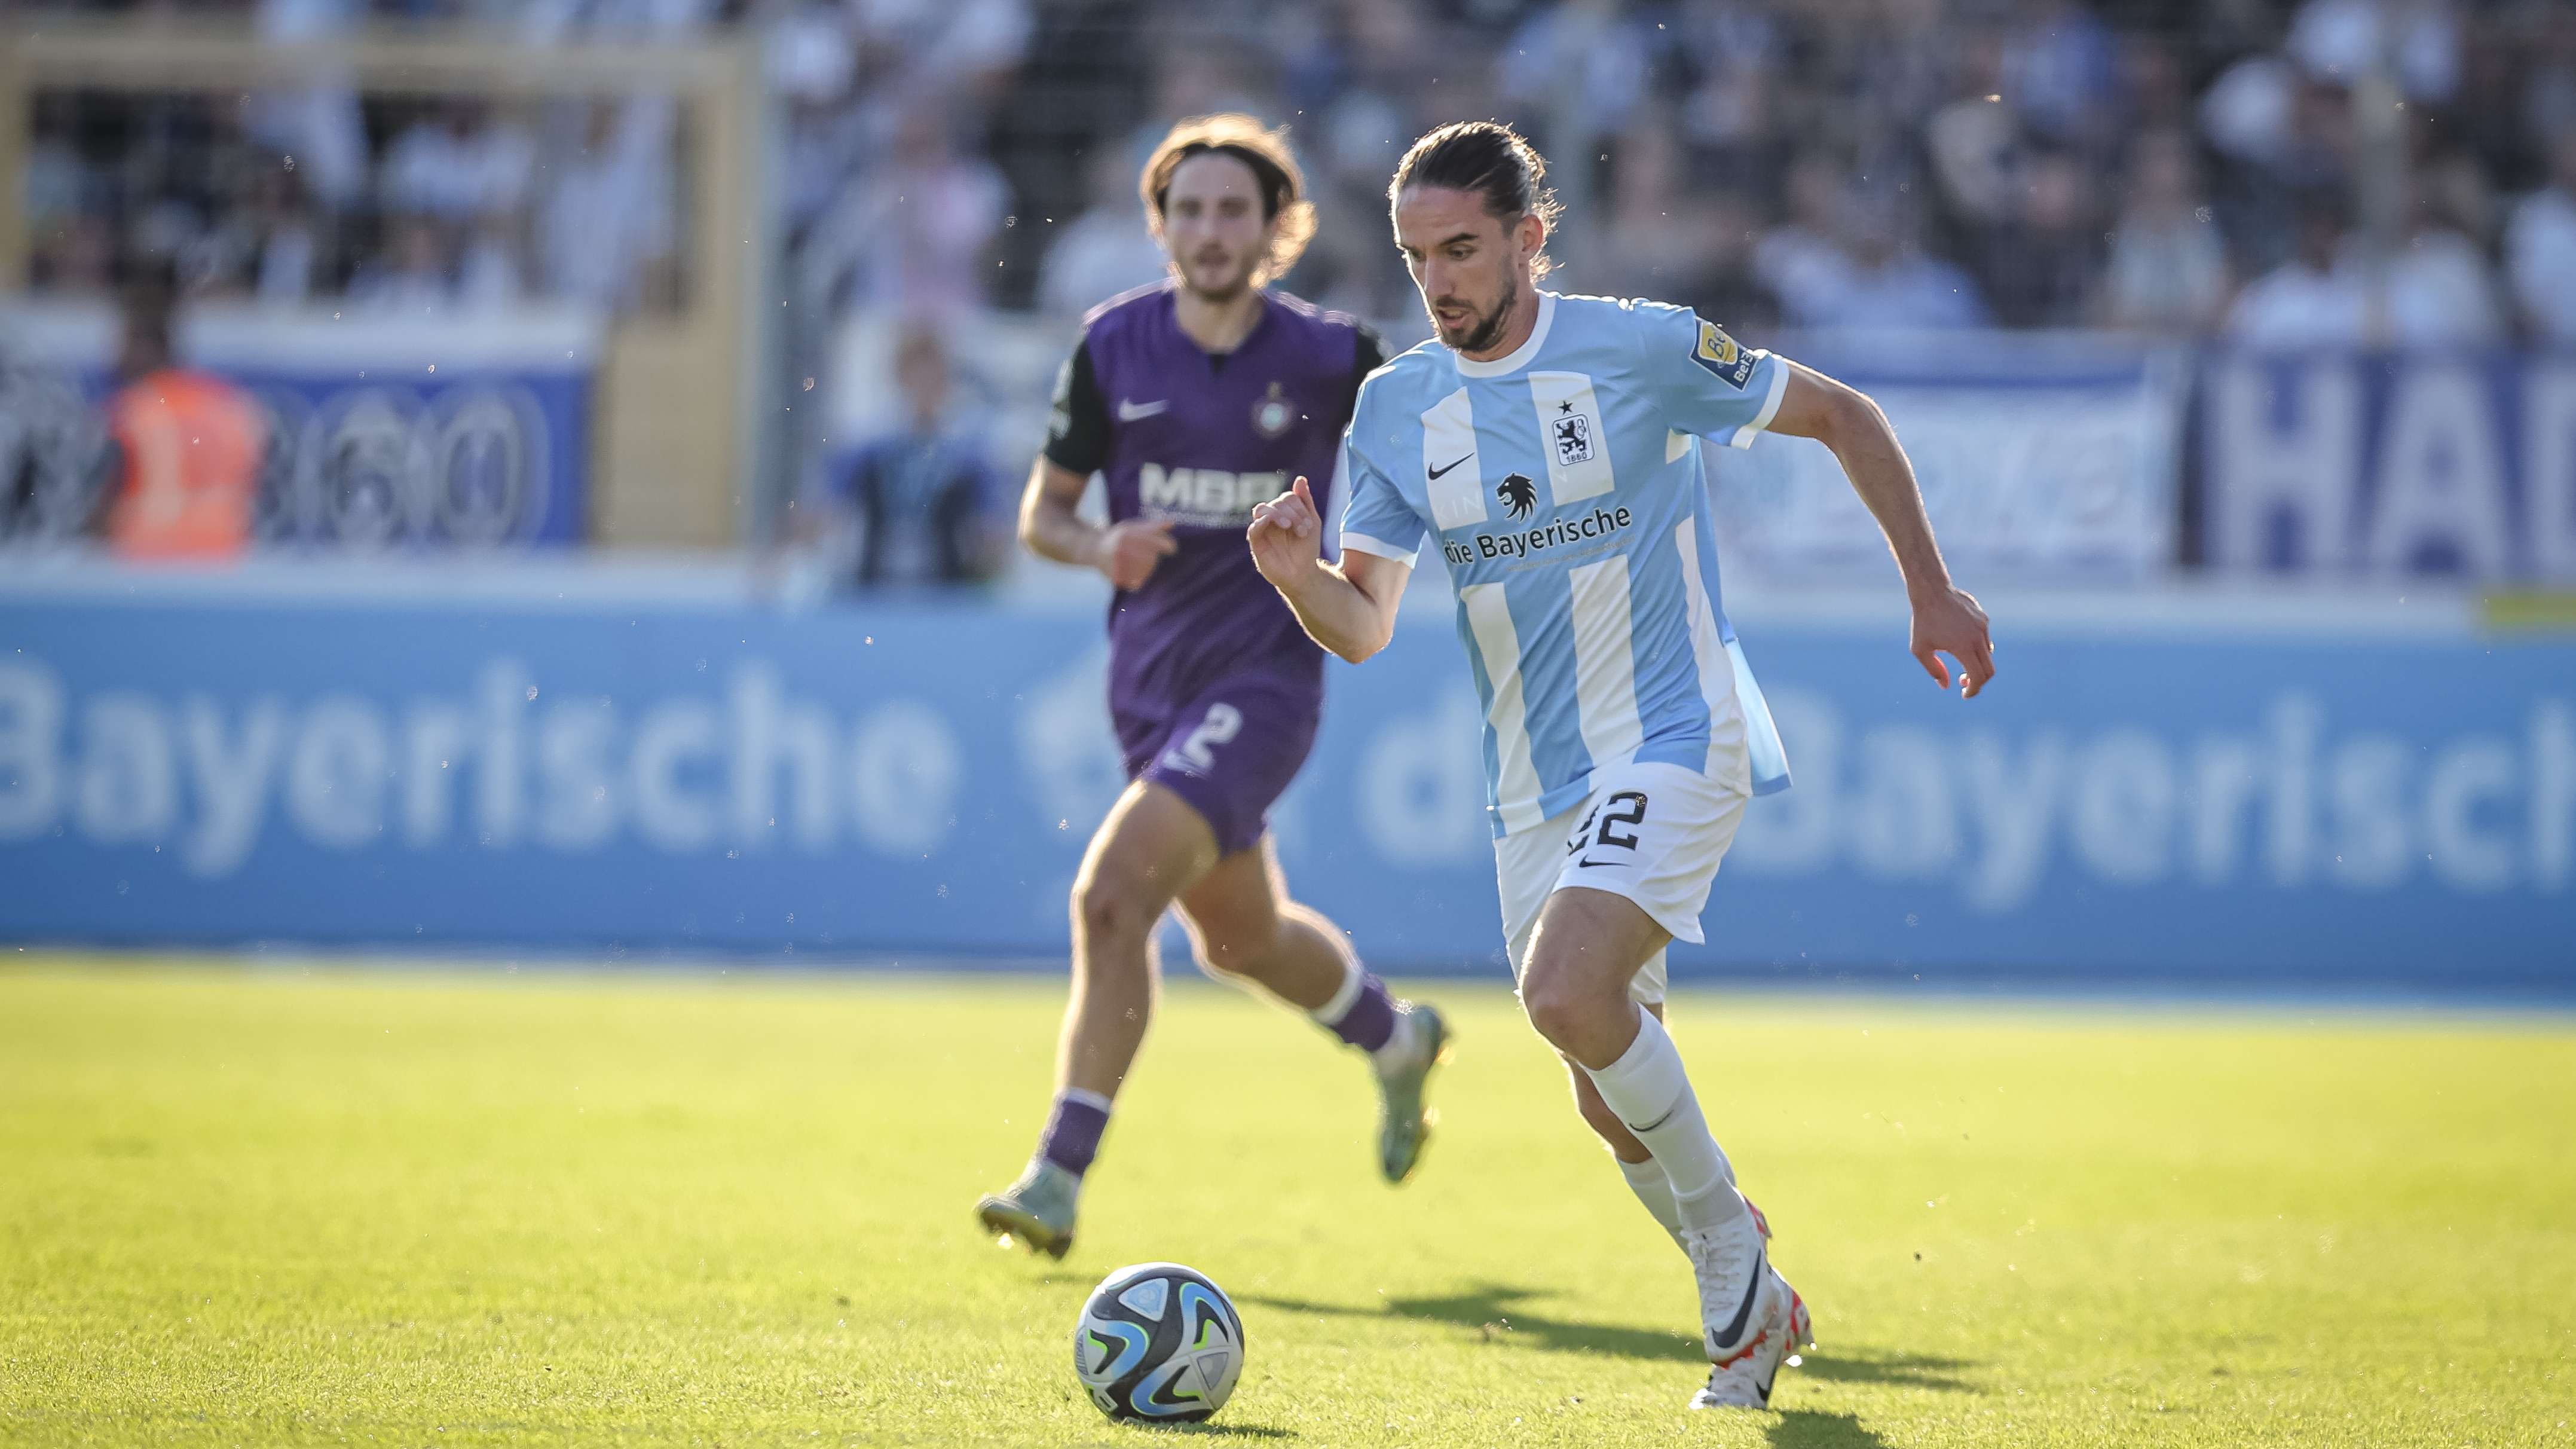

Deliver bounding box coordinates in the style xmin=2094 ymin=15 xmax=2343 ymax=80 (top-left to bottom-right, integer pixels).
xmin=1492 ymin=760 xmax=1749 ymax=1007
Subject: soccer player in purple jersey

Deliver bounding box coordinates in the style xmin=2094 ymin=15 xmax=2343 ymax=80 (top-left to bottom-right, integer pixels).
xmin=974 ymin=116 xmax=1451 ymax=1260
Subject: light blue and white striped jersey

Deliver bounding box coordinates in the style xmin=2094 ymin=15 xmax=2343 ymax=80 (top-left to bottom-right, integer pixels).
xmin=1340 ymin=291 xmax=1793 ymax=837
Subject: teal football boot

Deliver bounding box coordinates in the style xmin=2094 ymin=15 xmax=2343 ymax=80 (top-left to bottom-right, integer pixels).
xmin=974 ymin=1159 xmax=1079 ymax=1260
xmin=1375 ymin=1002 xmax=1452 ymax=1184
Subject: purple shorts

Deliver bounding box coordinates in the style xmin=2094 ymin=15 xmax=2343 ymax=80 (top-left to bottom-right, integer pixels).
xmin=1113 ymin=676 xmax=1320 ymax=857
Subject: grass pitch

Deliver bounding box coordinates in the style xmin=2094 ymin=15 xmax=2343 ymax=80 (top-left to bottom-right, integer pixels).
xmin=2 ymin=961 xmax=2572 ymax=1448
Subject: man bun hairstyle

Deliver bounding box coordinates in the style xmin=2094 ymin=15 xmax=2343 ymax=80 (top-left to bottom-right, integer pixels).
xmin=1388 ymin=120 xmax=1564 ymax=278
xmin=1141 ymin=114 xmax=1319 ymax=283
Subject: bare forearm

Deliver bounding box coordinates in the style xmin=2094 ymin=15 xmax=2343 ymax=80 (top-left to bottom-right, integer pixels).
xmin=1766 ymin=363 xmax=1993 ymax=694
xmin=1824 ymin=392 xmax=1951 ymax=596
xmin=1274 ymin=561 xmax=1394 ymax=663
xmin=1018 ymin=490 xmax=1102 ymax=570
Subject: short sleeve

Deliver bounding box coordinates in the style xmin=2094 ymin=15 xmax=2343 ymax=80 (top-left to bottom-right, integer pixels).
xmin=1632 ymin=299 xmax=1790 ymax=451
xmin=1337 ymin=431 xmax=1424 ymax=568
xmin=1040 ymin=337 xmax=1112 ymax=475
xmin=1308 ymin=321 xmax=1388 ymax=436
xmin=1350 ymin=323 xmax=1388 ymax=386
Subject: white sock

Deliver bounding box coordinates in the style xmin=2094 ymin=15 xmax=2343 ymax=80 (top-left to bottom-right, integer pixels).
xmin=1306 ymin=962 xmax=1415 ymax=1073
xmin=1616 ymin=1154 xmax=1684 ymax=1244
xmin=1583 ymin=1009 xmax=1748 ymax=1234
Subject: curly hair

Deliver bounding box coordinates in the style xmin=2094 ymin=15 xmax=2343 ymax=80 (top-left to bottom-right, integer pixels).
xmin=1140 ymin=114 xmax=1319 ymax=285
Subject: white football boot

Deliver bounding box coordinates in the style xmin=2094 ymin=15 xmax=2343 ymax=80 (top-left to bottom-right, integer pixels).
xmin=1689 ymin=1260 xmax=1813 ymax=1410
xmin=1675 ymin=1191 xmax=1809 ymax=1411
xmin=1680 ymin=1200 xmax=1772 ymax=1360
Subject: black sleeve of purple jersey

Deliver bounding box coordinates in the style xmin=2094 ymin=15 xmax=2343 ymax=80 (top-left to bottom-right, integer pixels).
xmin=1041 ymin=338 xmax=1111 ymax=476
xmin=1347 ymin=323 xmax=1387 ymax=413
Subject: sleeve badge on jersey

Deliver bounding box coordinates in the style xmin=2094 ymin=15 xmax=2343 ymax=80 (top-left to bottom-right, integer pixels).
xmin=1693 ymin=319 xmax=1757 ymax=390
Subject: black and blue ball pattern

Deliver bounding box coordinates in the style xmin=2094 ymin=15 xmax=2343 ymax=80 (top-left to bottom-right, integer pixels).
xmin=1071 ymin=1261 xmax=1246 ymax=1423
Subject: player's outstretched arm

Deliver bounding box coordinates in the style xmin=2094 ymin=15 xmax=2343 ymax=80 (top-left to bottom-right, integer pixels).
xmin=1247 ymin=476 xmax=1411 ymax=664
xmin=1017 ymin=457 xmax=1176 ymax=591
xmin=1766 ymin=362 xmax=1996 ymax=698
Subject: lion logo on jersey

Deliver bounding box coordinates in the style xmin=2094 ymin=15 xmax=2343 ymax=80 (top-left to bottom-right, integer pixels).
xmin=1496 ymin=472 xmax=1537 ymax=519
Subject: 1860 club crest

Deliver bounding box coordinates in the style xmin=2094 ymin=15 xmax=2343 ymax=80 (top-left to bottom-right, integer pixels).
xmin=1551 ymin=399 xmax=1595 ymax=466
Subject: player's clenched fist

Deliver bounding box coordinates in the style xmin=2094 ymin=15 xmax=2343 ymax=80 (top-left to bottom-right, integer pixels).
xmin=1090 ymin=517 xmax=1179 ymax=591
xmin=1246 ymin=476 xmax=1323 ymax=588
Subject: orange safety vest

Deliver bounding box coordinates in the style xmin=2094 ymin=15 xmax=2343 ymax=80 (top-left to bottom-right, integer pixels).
xmin=108 ymin=368 xmax=264 ymax=560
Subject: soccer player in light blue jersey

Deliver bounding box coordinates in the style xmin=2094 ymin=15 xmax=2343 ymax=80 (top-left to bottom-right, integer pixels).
xmin=1247 ymin=121 xmax=1995 ymax=1411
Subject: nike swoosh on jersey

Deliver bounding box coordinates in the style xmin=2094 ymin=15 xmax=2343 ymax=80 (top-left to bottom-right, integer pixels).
xmin=1574 ymin=856 xmax=1620 ymax=869
xmin=1118 ymin=399 xmax=1170 ymax=421
xmin=1427 ymin=454 xmax=1471 ymax=479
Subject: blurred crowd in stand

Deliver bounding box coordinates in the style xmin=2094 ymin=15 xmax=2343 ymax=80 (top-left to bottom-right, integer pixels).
xmin=20 ymin=0 xmax=2576 ymax=343
xmin=19 ymin=0 xmax=751 ymax=316
xmin=13 ymin=0 xmax=2576 ymax=582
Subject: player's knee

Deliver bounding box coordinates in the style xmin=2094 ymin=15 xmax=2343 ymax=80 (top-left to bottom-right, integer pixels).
xmin=1518 ymin=968 xmax=1589 ymax=1052
xmin=1524 ymin=952 xmax=1630 ymax=1056
xmin=1071 ymin=870 xmax=1157 ymax=952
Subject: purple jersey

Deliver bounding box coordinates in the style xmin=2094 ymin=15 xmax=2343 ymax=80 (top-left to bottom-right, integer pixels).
xmin=1044 ymin=282 xmax=1381 ymax=714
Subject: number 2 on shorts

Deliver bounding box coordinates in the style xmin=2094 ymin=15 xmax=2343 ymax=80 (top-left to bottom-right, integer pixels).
xmin=1595 ymin=790 xmax=1648 ymax=851
xmin=1165 ymin=702 xmax=1244 ymax=774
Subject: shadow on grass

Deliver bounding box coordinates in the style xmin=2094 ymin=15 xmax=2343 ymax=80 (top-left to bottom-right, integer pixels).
xmin=1241 ymin=1281 xmax=1704 ymax=1364
xmin=1769 ymin=1409 xmax=1895 ymax=1449
xmin=1054 ymin=1423 xmax=1296 ymax=1444
xmin=1790 ymin=1349 xmax=1981 ymax=1393
xmin=1243 ymin=1283 xmax=1983 ymax=1393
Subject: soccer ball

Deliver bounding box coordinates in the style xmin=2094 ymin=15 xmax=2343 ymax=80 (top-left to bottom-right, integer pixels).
xmin=1071 ymin=1261 xmax=1246 ymax=1423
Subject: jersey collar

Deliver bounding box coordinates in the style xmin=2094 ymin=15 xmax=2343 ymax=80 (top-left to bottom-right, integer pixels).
xmin=1451 ymin=289 xmax=1556 ymax=379
xmin=1162 ymin=283 xmax=1275 ymax=366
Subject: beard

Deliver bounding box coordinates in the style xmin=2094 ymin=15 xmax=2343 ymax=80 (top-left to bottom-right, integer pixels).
xmin=1436 ymin=288 xmax=1518 ymax=353
xmin=1178 ymin=248 xmax=1255 ymax=304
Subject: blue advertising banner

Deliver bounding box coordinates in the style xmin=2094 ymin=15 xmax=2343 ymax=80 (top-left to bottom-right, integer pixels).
xmin=0 ymin=302 xmax=599 ymax=547
xmin=2 ymin=585 xmax=2567 ymax=989
xmin=2202 ymin=350 xmax=2576 ymax=582
xmin=1715 ymin=334 xmax=2188 ymax=583
xmin=818 ymin=317 xmax=2192 ymax=586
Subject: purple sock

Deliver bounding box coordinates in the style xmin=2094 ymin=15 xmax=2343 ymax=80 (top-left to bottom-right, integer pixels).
xmin=1323 ymin=973 xmax=1399 ymax=1053
xmin=1037 ymin=1090 xmax=1112 ymax=1177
